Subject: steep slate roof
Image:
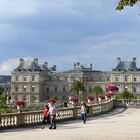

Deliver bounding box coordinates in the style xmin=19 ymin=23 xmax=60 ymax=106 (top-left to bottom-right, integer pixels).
xmin=113 ymin=60 xmax=138 ymax=71
xmin=14 ymin=60 xmax=42 ymax=72
xmin=14 ymin=59 xmax=56 ymax=72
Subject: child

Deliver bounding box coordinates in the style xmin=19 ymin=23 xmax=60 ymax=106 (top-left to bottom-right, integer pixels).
xmin=41 ymin=105 xmax=50 ymax=129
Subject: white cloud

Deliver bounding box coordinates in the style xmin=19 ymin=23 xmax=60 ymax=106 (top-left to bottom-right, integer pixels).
xmin=0 ymin=58 xmax=19 ymax=75
xmin=0 ymin=0 xmax=40 ymax=18
xmin=0 ymin=57 xmax=34 ymax=75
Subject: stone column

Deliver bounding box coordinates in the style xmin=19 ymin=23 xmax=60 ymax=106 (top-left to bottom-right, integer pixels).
xmin=88 ymin=106 xmax=93 ymax=116
xmin=16 ymin=112 xmax=25 ymax=127
xmin=73 ymin=107 xmax=78 ymax=119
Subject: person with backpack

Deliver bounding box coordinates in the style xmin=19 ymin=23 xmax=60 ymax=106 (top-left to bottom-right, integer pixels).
xmin=80 ymin=102 xmax=87 ymax=124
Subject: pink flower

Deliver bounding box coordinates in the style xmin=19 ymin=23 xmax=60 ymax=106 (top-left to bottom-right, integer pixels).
xmin=106 ymin=85 xmax=118 ymax=92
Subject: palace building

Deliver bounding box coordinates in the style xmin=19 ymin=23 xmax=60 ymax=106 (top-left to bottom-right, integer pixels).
xmin=10 ymin=57 xmax=140 ymax=104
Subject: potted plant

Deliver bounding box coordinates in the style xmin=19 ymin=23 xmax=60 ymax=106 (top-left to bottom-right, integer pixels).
xmin=87 ymin=96 xmax=94 ymax=104
xmin=98 ymin=95 xmax=105 ymax=102
xmin=46 ymin=98 xmax=56 ymax=107
xmin=70 ymin=96 xmax=78 ymax=106
xmin=15 ymin=100 xmax=25 ymax=112
xmin=104 ymin=93 xmax=113 ymax=100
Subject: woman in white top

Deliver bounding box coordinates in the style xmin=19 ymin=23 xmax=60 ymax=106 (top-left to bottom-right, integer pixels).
xmin=49 ymin=103 xmax=57 ymax=129
xmin=80 ymin=102 xmax=87 ymax=124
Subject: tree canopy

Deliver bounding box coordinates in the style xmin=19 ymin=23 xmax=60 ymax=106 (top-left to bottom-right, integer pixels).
xmin=117 ymin=91 xmax=136 ymax=99
xmin=70 ymin=80 xmax=86 ymax=102
xmin=90 ymin=86 xmax=103 ymax=101
xmin=0 ymin=86 xmax=4 ymax=95
xmin=0 ymin=86 xmax=6 ymax=107
xmin=116 ymin=0 xmax=140 ymax=10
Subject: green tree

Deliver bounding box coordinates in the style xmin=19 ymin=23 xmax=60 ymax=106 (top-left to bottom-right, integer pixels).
xmin=117 ymin=91 xmax=136 ymax=99
xmin=70 ymin=80 xmax=86 ymax=102
xmin=0 ymin=86 xmax=6 ymax=107
xmin=91 ymin=86 xmax=103 ymax=101
xmin=116 ymin=0 xmax=140 ymax=10
xmin=31 ymin=95 xmax=37 ymax=103
xmin=0 ymin=86 xmax=4 ymax=95
xmin=51 ymin=95 xmax=58 ymax=101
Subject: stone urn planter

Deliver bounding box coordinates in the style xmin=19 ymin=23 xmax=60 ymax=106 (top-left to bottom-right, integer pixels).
xmin=15 ymin=100 xmax=25 ymax=112
xmin=87 ymin=96 xmax=94 ymax=105
xmin=69 ymin=96 xmax=78 ymax=107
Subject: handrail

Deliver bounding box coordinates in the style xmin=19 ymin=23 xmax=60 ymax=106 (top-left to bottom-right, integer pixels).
xmin=0 ymin=99 xmax=114 ymax=129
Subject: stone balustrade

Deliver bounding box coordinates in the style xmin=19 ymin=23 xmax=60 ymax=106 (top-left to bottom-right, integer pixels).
xmin=0 ymin=99 xmax=114 ymax=129
xmin=115 ymin=99 xmax=140 ymax=108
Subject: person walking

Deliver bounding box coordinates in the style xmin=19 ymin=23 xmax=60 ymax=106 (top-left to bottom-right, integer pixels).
xmin=41 ymin=105 xmax=50 ymax=129
xmin=80 ymin=102 xmax=87 ymax=124
xmin=49 ymin=101 xmax=57 ymax=129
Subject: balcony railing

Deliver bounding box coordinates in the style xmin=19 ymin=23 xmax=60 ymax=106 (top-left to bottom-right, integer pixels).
xmin=0 ymin=99 xmax=114 ymax=129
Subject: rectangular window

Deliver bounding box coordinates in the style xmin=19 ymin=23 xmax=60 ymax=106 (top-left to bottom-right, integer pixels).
xmin=125 ymin=76 xmax=128 ymax=82
xmin=31 ymin=86 xmax=35 ymax=92
xmin=63 ymin=87 xmax=66 ymax=92
xmin=133 ymin=87 xmax=137 ymax=93
xmin=32 ymin=76 xmax=35 ymax=81
xmin=49 ymin=77 xmax=52 ymax=81
xmin=23 ymin=76 xmax=27 ymax=82
xmin=134 ymin=77 xmax=137 ymax=82
xmin=23 ymin=85 xmax=27 ymax=92
xmin=124 ymin=86 xmax=128 ymax=91
xmin=15 ymin=86 xmax=18 ymax=92
xmin=55 ymin=86 xmax=57 ymax=92
xmin=116 ymin=77 xmax=119 ymax=82
xmin=46 ymin=87 xmax=49 ymax=92
xmin=16 ymin=76 xmax=19 ymax=81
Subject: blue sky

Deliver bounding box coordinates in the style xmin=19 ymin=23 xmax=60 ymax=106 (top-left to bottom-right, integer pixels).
xmin=0 ymin=0 xmax=140 ymax=74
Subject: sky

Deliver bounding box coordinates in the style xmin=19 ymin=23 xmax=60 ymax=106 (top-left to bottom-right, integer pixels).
xmin=0 ymin=0 xmax=140 ymax=74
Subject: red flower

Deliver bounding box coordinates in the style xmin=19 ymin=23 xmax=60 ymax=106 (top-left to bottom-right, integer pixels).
xmin=15 ymin=100 xmax=25 ymax=106
xmin=70 ymin=96 xmax=78 ymax=103
xmin=104 ymin=93 xmax=113 ymax=98
xmin=98 ymin=95 xmax=105 ymax=99
xmin=87 ymin=96 xmax=94 ymax=101
xmin=47 ymin=98 xmax=56 ymax=104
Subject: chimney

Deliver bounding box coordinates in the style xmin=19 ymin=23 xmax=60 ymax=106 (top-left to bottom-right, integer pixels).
xmin=90 ymin=63 xmax=92 ymax=69
xmin=133 ymin=57 xmax=136 ymax=63
xmin=19 ymin=58 xmax=24 ymax=64
xmin=44 ymin=62 xmax=48 ymax=67
xmin=77 ymin=62 xmax=80 ymax=66
xmin=117 ymin=57 xmax=121 ymax=64
xmin=53 ymin=65 xmax=56 ymax=71
xmin=74 ymin=63 xmax=76 ymax=70
xmin=34 ymin=58 xmax=38 ymax=64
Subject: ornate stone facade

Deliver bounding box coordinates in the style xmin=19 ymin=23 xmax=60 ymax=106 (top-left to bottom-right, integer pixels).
xmin=11 ymin=57 xmax=140 ymax=104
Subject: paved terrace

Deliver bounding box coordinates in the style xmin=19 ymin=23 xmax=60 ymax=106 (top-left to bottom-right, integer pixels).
xmin=1 ymin=108 xmax=140 ymax=140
